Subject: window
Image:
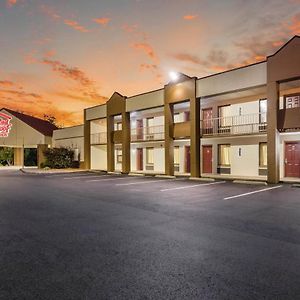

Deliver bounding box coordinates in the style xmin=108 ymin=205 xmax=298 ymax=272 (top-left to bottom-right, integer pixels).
xmin=259 ymin=99 xmax=267 ymax=123
xmin=259 ymin=143 xmax=267 ymax=167
xmin=116 ymin=149 xmax=122 ymax=163
xmin=218 ymin=144 xmax=230 ymax=166
xmin=174 ymin=113 xmax=181 ymax=123
xmin=146 ymin=147 xmax=154 ymax=165
xmin=285 ymin=95 xmax=300 ymax=109
xmin=146 ymin=117 xmax=154 ymax=134
xmin=174 ymin=146 xmax=180 ymax=165
xmin=115 ymin=122 xmax=122 ymax=131
xmin=218 ymin=105 xmax=231 ymax=127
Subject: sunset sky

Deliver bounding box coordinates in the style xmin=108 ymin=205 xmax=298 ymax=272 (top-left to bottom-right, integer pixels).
xmin=0 ymin=0 xmax=299 ymax=126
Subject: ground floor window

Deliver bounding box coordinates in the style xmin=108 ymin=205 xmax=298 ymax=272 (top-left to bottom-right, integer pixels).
xmin=174 ymin=146 xmax=180 ymax=165
xmin=218 ymin=144 xmax=230 ymax=166
xmin=116 ymin=149 xmax=122 ymax=163
xmin=259 ymin=143 xmax=267 ymax=167
xmin=146 ymin=147 xmax=154 ymax=165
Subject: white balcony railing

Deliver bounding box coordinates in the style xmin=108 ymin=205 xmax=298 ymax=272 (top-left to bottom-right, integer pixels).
xmin=201 ymin=113 xmax=267 ymax=136
xmin=131 ymin=125 xmax=164 ymax=142
xmin=90 ymin=132 xmax=107 ymax=144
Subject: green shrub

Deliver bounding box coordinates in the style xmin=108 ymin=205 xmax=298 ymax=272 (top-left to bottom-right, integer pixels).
xmin=0 ymin=147 xmax=14 ymax=166
xmin=43 ymin=147 xmax=75 ymax=169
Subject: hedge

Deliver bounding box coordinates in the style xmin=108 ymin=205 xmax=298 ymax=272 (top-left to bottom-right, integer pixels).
xmin=42 ymin=147 xmax=75 ymax=169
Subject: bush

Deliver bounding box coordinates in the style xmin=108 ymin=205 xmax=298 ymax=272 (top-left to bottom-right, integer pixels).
xmin=43 ymin=147 xmax=75 ymax=169
xmin=0 ymin=147 xmax=14 ymax=166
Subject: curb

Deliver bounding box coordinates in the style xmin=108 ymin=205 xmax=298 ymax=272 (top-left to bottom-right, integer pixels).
xmin=233 ymin=180 xmax=268 ymax=186
xmin=189 ymin=177 xmax=215 ymax=182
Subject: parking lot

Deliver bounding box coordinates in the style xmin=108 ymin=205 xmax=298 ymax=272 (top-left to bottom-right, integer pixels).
xmin=0 ymin=170 xmax=300 ymax=299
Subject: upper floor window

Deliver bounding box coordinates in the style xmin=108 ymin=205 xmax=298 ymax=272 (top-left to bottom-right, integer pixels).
xmin=285 ymin=95 xmax=300 ymax=109
xmin=115 ymin=122 xmax=122 ymax=131
xmin=218 ymin=105 xmax=231 ymax=127
xmin=259 ymin=99 xmax=267 ymax=123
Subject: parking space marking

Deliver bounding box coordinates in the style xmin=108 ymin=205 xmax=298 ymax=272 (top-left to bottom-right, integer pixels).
xmin=86 ymin=177 xmax=132 ymax=183
xmin=223 ymin=185 xmax=282 ymax=200
xmin=63 ymin=175 xmax=107 ymax=180
xmin=116 ymin=178 xmax=184 ymax=186
xmin=160 ymin=181 xmax=226 ymax=192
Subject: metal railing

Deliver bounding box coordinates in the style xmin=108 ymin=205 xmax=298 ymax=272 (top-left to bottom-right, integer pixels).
xmin=90 ymin=132 xmax=107 ymax=144
xmin=201 ymin=113 xmax=267 ymax=136
xmin=131 ymin=125 xmax=164 ymax=142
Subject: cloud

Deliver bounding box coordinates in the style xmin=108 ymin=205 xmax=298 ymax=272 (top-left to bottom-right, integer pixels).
xmin=287 ymin=12 xmax=300 ymax=35
xmin=64 ymin=19 xmax=89 ymax=33
xmin=170 ymin=53 xmax=202 ymax=65
xmin=39 ymin=4 xmax=61 ymax=21
xmin=41 ymin=58 xmax=107 ymax=103
xmin=93 ymin=17 xmax=111 ymax=26
xmin=122 ymin=23 xmax=138 ymax=33
xmin=6 ymin=0 xmax=17 ymax=8
xmin=131 ymin=42 xmax=158 ymax=62
xmin=0 ymin=80 xmax=14 ymax=87
xmin=183 ymin=15 xmax=198 ymax=21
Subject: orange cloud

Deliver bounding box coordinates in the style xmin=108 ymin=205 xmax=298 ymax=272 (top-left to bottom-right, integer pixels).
xmin=288 ymin=13 xmax=300 ymax=35
xmin=41 ymin=58 xmax=107 ymax=103
xmin=122 ymin=23 xmax=138 ymax=33
xmin=131 ymin=42 xmax=158 ymax=62
xmin=40 ymin=4 xmax=61 ymax=21
xmin=183 ymin=15 xmax=198 ymax=20
xmin=64 ymin=19 xmax=89 ymax=33
xmin=6 ymin=0 xmax=17 ymax=7
xmin=93 ymin=17 xmax=111 ymax=26
xmin=0 ymin=80 xmax=14 ymax=87
xmin=171 ymin=53 xmax=202 ymax=65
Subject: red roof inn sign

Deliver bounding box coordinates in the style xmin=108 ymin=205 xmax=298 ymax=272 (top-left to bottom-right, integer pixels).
xmin=0 ymin=112 xmax=13 ymax=137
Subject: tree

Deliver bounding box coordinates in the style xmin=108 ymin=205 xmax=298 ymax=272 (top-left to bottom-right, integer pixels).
xmin=0 ymin=147 xmax=14 ymax=166
xmin=43 ymin=114 xmax=63 ymax=128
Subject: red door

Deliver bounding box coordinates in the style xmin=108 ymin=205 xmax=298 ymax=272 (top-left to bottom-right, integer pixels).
xmin=285 ymin=143 xmax=300 ymax=178
xmin=136 ymin=119 xmax=143 ymax=140
xmin=203 ymin=145 xmax=213 ymax=174
xmin=185 ymin=146 xmax=191 ymax=173
xmin=136 ymin=148 xmax=143 ymax=171
xmin=202 ymin=108 xmax=213 ymax=134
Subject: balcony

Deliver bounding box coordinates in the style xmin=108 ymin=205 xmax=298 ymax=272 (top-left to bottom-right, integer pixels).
xmin=131 ymin=125 xmax=164 ymax=142
xmin=90 ymin=132 xmax=107 ymax=145
xmin=201 ymin=113 xmax=267 ymax=136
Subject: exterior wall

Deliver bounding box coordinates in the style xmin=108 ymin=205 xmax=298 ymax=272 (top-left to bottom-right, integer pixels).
xmin=53 ymin=125 xmax=84 ymax=162
xmin=197 ymin=62 xmax=266 ymax=97
xmin=126 ymin=89 xmax=164 ymax=112
xmin=85 ymin=104 xmax=107 ymax=121
xmin=279 ymin=133 xmax=300 ymax=179
xmin=130 ymin=142 xmax=165 ymax=173
xmin=201 ymin=135 xmax=267 ymax=177
xmin=0 ymin=110 xmax=47 ymax=148
xmin=91 ymin=145 xmax=107 ymax=170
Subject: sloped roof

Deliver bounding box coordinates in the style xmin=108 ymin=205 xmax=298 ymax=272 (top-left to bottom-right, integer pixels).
xmin=0 ymin=108 xmax=58 ymax=136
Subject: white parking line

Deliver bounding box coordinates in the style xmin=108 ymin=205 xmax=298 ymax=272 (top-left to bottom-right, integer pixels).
xmin=63 ymin=175 xmax=108 ymax=180
xmin=116 ymin=178 xmax=183 ymax=186
xmin=160 ymin=181 xmax=226 ymax=192
xmin=86 ymin=177 xmax=131 ymax=183
xmin=223 ymin=185 xmax=282 ymax=200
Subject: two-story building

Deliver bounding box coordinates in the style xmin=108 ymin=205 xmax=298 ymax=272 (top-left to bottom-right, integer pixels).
xmin=53 ymin=35 xmax=300 ymax=183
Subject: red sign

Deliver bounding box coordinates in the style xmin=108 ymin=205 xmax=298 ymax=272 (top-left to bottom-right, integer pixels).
xmin=0 ymin=112 xmax=13 ymax=137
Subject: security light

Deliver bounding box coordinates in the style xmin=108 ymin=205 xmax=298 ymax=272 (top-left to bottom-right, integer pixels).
xmin=169 ymin=71 xmax=179 ymax=82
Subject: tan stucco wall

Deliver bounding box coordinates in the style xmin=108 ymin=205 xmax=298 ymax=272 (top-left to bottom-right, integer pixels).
xmin=85 ymin=104 xmax=107 ymax=121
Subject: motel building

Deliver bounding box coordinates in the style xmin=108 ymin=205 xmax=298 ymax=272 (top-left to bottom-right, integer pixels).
xmin=46 ymin=36 xmax=300 ymax=183
xmin=0 ymin=108 xmax=57 ymax=167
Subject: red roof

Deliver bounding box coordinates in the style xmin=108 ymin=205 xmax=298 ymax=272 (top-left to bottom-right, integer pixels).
xmin=1 ymin=108 xmax=58 ymax=136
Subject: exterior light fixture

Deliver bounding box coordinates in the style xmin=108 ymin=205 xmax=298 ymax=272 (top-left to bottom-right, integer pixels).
xmin=169 ymin=71 xmax=179 ymax=82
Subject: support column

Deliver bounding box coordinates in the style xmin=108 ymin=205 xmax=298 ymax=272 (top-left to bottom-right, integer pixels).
xmin=107 ymin=115 xmax=115 ymax=172
xmin=164 ymin=103 xmax=174 ymax=176
xmin=267 ymin=81 xmax=280 ymax=183
xmin=190 ymin=94 xmax=200 ymax=178
xmin=122 ymin=112 xmax=130 ymax=174
xmin=37 ymin=144 xmax=48 ymax=169
xmin=83 ymin=110 xmax=91 ymax=170
xmin=13 ymin=148 xmax=24 ymax=166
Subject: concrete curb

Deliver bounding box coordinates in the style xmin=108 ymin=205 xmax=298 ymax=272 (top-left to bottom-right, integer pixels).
xmin=107 ymin=171 xmax=122 ymax=175
xmin=20 ymin=168 xmax=88 ymax=175
xmin=128 ymin=173 xmax=145 ymax=177
xmin=233 ymin=180 xmax=268 ymax=186
xmin=189 ymin=177 xmax=215 ymax=182
xmin=292 ymin=183 xmax=300 ymax=188
xmin=155 ymin=175 xmax=176 ymax=179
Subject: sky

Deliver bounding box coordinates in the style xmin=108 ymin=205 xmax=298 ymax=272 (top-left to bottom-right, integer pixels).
xmin=0 ymin=0 xmax=299 ymax=126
